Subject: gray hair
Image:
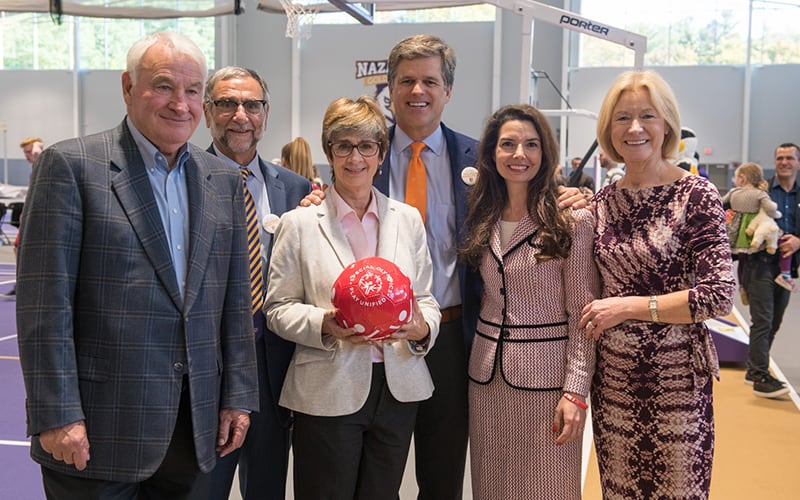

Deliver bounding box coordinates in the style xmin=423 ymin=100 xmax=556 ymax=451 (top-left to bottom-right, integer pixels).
xmin=204 ymin=66 xmax=271 ymax=105
xmin=126 ymin=31 xmax=207 ymax=84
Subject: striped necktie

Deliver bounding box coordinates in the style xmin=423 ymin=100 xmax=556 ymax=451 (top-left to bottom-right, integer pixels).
xmin=240 ymin=168 xmax=265 ymax=314
xmin=405 ymin=141 xmax=427 ymax=222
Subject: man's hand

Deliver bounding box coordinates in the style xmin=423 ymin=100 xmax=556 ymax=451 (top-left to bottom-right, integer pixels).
xmin=216 ymin=409 xmax=251 ymax=457
xmin=557 ymin=185 xmax=590 ymax=210
xmin=299 ymin=187 xmax=327 ymax=207
xmin=39 ymin=420 xmax=91 ymax=471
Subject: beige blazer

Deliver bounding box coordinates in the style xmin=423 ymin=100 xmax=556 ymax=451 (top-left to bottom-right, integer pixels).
xmin=264 ymin=189 xmax=441 ymax=417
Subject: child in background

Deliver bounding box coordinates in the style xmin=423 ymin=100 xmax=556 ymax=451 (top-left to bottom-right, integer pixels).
xmin=723 ymin=162 xmax=794 ymax=293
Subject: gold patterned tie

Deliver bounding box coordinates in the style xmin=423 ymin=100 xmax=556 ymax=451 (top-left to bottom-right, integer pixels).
xmin=240 ymin=168 xmax=264 ymax=313
xmin=405 ymin=141 xmax=427 ymax=222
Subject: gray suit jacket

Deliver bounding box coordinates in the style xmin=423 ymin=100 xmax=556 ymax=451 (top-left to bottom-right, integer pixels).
xmin=16 ymin=120 xmax=259 ymax=481
xmin=264 ymin=190 xmax=441 ymax=417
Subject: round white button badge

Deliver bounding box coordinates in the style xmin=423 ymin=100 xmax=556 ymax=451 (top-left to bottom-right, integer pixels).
xmin=461 ymin=166 xmax=478 ymax=186
xmin=262 ymin=214 xmax=280 ymax=234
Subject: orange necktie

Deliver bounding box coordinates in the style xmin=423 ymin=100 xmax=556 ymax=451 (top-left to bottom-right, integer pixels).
xmin=406 ymin=141 xmax=427 ymax=222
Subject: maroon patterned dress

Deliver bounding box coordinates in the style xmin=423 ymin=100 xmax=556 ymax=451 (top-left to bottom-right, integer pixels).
xmin=591 ymin=175 xmax=735 ymax=499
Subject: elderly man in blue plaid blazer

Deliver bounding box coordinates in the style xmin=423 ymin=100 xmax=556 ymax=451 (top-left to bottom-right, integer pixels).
xmin=15 ymin=32 xmax=258 ymax=500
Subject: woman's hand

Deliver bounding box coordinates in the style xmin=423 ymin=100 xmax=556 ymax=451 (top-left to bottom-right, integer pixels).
xmin=389 ymin=298 xmax=430 ymax=342
xmin=579 ymin=297 xmax=629 ymax=340
xmin=553 ymin=393 xmax=587 ymax=445
xmin=321 ymin=309 xmax=371 ymax=345
xmin=557 ymin=186 xmax=591 ymax=210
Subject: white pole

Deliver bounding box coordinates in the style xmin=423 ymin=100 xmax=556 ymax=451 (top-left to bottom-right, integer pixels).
xmin=1 ymin=122 xmax=7 ymax=185
xmin=742 ymin=0 xmax=753 ymax=162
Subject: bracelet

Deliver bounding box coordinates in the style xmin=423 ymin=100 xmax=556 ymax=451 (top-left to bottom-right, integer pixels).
xmin=649 ymin=295 xmax=659 ymax=323
xmin=563 ymin=393 xmax=588 ymax=410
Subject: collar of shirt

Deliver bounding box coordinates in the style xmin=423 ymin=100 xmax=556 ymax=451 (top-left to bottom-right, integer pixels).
xmin=393 ymin=125 xmax=445 ymax=161
xmin=330 ymin=184 xmax=379 ymax=227
xmin=211 ymin=144 xmax=265 ymax=185
xmin=126 ymin=116 xmax=190 ymax=172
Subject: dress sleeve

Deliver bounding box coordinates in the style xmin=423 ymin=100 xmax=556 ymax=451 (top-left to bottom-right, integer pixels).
xmin=686 ymin=180 xmax=736 ymax=322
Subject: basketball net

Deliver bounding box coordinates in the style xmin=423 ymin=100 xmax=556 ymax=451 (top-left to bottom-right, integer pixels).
xmin=278 ymin=0 xmax=320 ymax=40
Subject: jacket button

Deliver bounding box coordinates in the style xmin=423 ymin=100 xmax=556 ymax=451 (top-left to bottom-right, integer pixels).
xmin=173 ymin=362 xmax=184 ymax=372
xmin=501 ymin=329 xmax=509 ymax=338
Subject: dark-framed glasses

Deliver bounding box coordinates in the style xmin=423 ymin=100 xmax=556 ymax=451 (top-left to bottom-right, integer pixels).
xmin=209 ymin=99 xmax=267 ymax=115
xmin=329 ymin=141 xmax=381 ymax=158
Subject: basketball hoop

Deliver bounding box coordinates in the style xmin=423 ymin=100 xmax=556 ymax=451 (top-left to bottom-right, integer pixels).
xmin=278 ymin=0 xmax=320 ymax=40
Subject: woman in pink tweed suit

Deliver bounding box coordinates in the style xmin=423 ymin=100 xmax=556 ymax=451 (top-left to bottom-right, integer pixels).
xmin=461 ymin=104 xmax=600 ymax=499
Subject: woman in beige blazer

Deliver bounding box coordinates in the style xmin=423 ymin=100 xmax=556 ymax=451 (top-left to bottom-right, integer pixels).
xmin=264 ymin=96 xmax=440 ymax=500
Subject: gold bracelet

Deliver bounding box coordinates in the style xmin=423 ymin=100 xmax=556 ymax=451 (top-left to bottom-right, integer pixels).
xmin=649 ymin=295 xmax=659 ymax=323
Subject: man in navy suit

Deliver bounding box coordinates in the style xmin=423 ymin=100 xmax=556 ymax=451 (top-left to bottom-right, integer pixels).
xmin=201 ymin=66 xmax=312 ymax=500
xmin=372 ymin=34 xmax=478 ymax=500
xmin=16 ymin=32 xmax=259 ymax=500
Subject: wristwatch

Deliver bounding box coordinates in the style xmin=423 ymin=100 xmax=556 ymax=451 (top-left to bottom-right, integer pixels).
xmin=649 ymin=295 xmax=659 ymax=323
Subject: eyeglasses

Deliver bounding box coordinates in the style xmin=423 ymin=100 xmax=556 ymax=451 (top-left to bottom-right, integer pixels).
xmin=328 ymin=141 xmax=381 ymax=158
xmin=209 ymin=99 xmax=267 ymax=115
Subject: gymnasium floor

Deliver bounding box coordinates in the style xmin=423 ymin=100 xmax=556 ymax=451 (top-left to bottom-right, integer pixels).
xmin=2 ymin=234 xmax=798 ymax=499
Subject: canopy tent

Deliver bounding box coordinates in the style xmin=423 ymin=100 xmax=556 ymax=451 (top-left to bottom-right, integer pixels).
xmin=0 ymin=0 xmax=241 ymax=19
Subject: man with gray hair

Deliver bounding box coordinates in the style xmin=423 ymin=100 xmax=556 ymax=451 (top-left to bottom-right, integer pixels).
xmin=16 ymin=32 xmax=258 ymax=499
xmin=201 ymin=66 xmax=311 ymax=500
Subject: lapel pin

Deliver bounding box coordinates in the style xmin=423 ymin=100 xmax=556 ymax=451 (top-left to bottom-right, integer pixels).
xmin=262 ymin=213 xmax=280 ymax=234
xmin=461 ymin=166 xmax=478 ymax=186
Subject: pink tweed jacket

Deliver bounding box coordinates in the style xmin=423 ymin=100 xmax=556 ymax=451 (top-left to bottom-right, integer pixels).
xmin=468 ymin=209 xmax=600 ymax=396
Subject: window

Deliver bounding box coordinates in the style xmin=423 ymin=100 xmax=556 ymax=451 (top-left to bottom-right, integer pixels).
xmin=0 ymin=11 xmax=215 ymax=70
xmin=315 ymin=4 xmax=496 ymax=24
xmin=578 ymin=0 xmax=800 ymax=66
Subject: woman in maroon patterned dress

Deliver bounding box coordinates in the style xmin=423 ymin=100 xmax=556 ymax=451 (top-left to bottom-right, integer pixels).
xmin=580 ymin=70 xmax=735 ymax=499
xmin=461 ymin=104 xmax=600 ymax=499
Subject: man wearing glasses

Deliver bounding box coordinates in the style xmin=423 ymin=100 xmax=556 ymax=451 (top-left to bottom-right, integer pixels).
xmin=201 ymin=66 xmax=312 ymax=500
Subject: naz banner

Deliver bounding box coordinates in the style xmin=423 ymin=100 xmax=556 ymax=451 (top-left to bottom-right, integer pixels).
xmin=355 ymin=59 xmax=395 ymax=127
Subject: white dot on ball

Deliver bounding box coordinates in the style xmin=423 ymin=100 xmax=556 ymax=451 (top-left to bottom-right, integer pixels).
xmin=354 ymin=324 xmax=366 ymax=333
xmin=398 ymin=310 xmax=408 ymax=322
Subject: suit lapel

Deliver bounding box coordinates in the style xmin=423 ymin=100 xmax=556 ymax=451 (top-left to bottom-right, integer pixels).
xmin=442 ymin=123 xmax=474 ymax=238
xmin=317 ymin=196 xmax=356 ymax=267
xmin=261 ymin=159 xmax=289 ymax=216
xmin=183 ymin=149 xmax=217 ymax=314
xmin=110 ymin=122 xmax=183 ymax=311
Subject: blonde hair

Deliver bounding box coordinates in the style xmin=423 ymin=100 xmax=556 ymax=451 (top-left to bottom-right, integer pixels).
xmin=736 ymin=162 xmax=768 ymax=191
xmin=281 ymin=137 xmax=315 ymax=181
xmin=596 ymin=70 xmax=681 ymax=164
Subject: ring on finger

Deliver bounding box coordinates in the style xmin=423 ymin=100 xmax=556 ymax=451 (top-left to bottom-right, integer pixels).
xmin=586 ymin=321 xmax=596 ymax=330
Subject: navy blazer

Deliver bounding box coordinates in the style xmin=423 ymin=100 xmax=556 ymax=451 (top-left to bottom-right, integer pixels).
xmin=374 ymin=122 xmax=482 ymax=345
xmin=17 ymin=120 xmax=259 ymax=482
xmin=208 ymin=145 xmax=312 ymax=425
